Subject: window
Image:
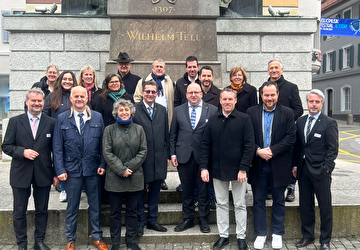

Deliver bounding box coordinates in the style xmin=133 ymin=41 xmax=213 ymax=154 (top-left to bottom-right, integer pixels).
xmin=339 ymin=45 xmax=354 ymax=69
xmin=341 ymin=87 xmax=351 ymax=111
xmin=344 ymin=8 xmax=351 ymax=19
xmin=322 ymin=51 xmax=336 ymax=72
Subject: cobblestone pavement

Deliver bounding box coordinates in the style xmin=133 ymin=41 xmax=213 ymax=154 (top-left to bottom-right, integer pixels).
xmin=1 ymin=237 xmax=360 ymax=250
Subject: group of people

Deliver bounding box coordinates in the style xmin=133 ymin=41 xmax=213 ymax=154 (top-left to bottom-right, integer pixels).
xmin=2 ymin=53 xmax=338 ymax=250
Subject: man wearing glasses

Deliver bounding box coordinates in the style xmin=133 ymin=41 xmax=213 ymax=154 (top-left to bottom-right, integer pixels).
xmin=170 ymin=83 xmax=217 ymax=233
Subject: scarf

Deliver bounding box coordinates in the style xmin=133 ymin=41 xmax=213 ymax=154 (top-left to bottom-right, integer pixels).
xmin=108 ymin=89 xmax=126 ymax=102
xmin=83 ymin=83 xmax=95 ymax=101
xmin=231 ymin=81 xmax=245 ymax=93
xmin=151 ymin=72 xmax=165 ymax=96
xmin=117 ymin=116 xmax=132 ymax=125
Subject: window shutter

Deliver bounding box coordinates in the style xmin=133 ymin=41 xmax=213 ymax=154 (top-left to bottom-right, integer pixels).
xmin=350 ymin=45 xmax=354 ymax=67
xmin=339 ymin=49 xmax=343 ymax=69
xmin=323 ymin=54 xmax=327 ymax=73
xmin=332 ymin=51 xmax=336 ymax=71
xmin=1 ymin=10 xmax=11 ymax=44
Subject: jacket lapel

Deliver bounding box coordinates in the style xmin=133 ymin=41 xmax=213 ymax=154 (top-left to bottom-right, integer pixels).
xmin=21 ymin=114 xmax=34 ymax=139
xmin=307 ymin=114 xmax=322 ymax=143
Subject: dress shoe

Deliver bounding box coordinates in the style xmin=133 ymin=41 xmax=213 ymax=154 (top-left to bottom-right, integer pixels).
xmin=66 ymin=242 xmax=75 ymax=250
xmin=174 ymin=219 xmax=194 ymax=232
xmin=34 ymin=241 xmax=50 ymax=250
xmin=111 ymin=245 xmax=119 ymax=250
xmin=18 ymin=246 xmax=27 ymax=250
xmin=160 ymin=180 xmax=168 ymax=190
xmin=147 ymin=222 xmax=167 ymax=232
xmin=285 ymin=188 xmax=295 ymax=202
xmin=237 ymin=239 xmax=248 ymax=250
xmin=295 ymin=238 xmax=315 ymax=248
xmin=93 ymin=240 xmax=108 ymax=250
xmin=199 ymin=218 xmax=210 ymax=233
xmin=210 ymin=199 xmax=216 ymax=210
xmin=126 ymin=243 xmax=141 ymax=250
xmin=320 ymin=243 xmax=330 ymax=250
xmin=137 ymin=225 xmax=144 ymax=237
xmin=213 ymin=237 xmax=229 ymax=249
xmin=176 ymin=184 xmax=183 ymax=192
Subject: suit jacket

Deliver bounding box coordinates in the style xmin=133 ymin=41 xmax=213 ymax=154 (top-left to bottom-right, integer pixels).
xmin=170 ymin=101 xmax=217 ymax=165
xmin=247 ymin=104 xmax=296 ymax=188
xmin=133 ymin=101 xmax=170 ymax=183
xmin=293 ymin=113 xmax=338 ymax=180
xmin=2 ymin=113 xmax=56 ymax=188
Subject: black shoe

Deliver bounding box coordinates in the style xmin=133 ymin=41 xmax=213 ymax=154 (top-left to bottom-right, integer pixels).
xmin=160 ymin=180 xmax=168 ymax=190
xmin=176 ymin=184 xmax=183 ymax=192
xmin=210 ymin=199 xmax=216 ymax=210
xmin=147 ymin=222 xmax=167 ymax=232
xmin=213 ymin=237 xmax=229 ymax=249
xmin=295 ymin=238 xmax=315 ymax=248
xmin=18 ymin=246 xmax=27 ymax=250
xmin=136 ymin=225 xmax=144 ymax=237
xmin=285 ymin=188 xmax=295 ymax=202
xmin=237 ymin=239 xmax=248 ymax=250
xmin=34 ymin=241 xmax=50 ymax=250
xmin=199 ymin=218 xmax=210 ymax=233
xmin=111 ymin=244 xmax=119 ymax=250
xmin=174 ymin=219 xmax=194 ymax=232
xmin=320 ymin=243 xmax=330 ymax=250
xmin=126 ymin=243 xmax=141 ymax=250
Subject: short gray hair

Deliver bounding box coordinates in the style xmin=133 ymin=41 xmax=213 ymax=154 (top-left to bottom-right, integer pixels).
xmin=268 ymin=59 xmax=283 ymax=68
xmin=306 ymin=89 xmax=325 ymax=103
xmin=152 ymin=58 xmax=166 ymax=67
xmin=46 ymin=64 xmax=59 ymax=73
xmin=26 ymin=87 xmax=45 ymax=100
xmin=112 ymin=99 xmax=136 ymax=119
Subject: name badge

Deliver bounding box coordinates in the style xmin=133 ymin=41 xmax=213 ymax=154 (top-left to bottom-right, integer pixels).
xmin=46 ymin=134 xmax=51 ymax=138
xmin=314 ymin=133 xmax=321 ymax=138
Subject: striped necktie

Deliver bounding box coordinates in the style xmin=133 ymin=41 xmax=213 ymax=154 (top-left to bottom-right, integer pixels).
xmin=190 ymin=107 xmax=196 ymax=129
xmin=78 ymin=113 xmax=85 ymax=135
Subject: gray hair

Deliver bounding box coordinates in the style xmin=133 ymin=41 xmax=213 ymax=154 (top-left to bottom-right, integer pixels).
xmin=112 ymin=99 xmax=136 ymax=119
xmin=306 ymin=89 xmax=325 ymax=103
xmin=152 ymin=58 xmax=166 ymax=67
xmin=268 ymin=59 xmax=283 ymax=68
xmin=46 ymin=64 xmax=59 ymax=73
xmin=70 ymin=86 xmax=88 ymax=98
xmin=26 ymin=87 xmax=45 ymax=100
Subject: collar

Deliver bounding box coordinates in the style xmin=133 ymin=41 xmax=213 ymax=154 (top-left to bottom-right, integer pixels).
xmin=308 ymin=112 xmax=321 ymax=121
xmin=188 ymin=100 xmax=203 ymax=109
xmin=27 ymin=111 xmax=42 ymax=121
xmin=263 ymin=104 xmax=276 ymax=113
xmin=143 ymin=100 xmax=155 ymax=109
xmin=69 ymin=106 xmax=92 ymax=121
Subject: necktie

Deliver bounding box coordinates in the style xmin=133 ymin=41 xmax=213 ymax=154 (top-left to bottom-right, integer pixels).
xmin=190 ymin=107 xmax=196 ymax=129
xmin=147 ymin=106 xmax=153 ymax=119
xmin=31 ymin=116 xmax=38 ymax=138
xmin=306 ymin=116 xmax=315 ymax=141
xmin=78 ymin=113 xmax=85 ymax=135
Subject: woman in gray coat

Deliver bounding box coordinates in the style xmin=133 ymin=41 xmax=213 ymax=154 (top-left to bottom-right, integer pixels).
xmin=102 ymin=99 xmax=147 ymax=250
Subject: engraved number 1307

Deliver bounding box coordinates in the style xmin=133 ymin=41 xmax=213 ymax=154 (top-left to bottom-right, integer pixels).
xmin=153 ymin=6 xmax=174 ymax=14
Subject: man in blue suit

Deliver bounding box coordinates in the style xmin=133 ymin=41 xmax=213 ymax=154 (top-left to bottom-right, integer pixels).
xmin=53 ymin=86 xmax=108 ymax=250
xmin=170 ymin=83 xmax=217 ymax=233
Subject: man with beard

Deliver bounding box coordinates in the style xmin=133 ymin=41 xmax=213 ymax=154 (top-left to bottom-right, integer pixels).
xmin=247 ymin=81 xmax=296 ymax=250
xmin=53 ymin=86 xmax=108 ymax=250
xmin=113 ymin=52 xmax=141 ymax=96
xmin=199 ymin=66 xmax=221 ymax=108
xmin=174 ymin=56 xmax=201 ymax=107
xmin=2 ymin=87 xmax=59 ymax=250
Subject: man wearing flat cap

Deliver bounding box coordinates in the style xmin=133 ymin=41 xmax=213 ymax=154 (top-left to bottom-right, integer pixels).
xmin=113 ymin=52 xmax=141 ymax=96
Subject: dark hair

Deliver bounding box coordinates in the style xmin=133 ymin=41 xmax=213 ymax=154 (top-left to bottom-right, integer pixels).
xmin=259 ymin=81 xmax=279 ymax=94
xmin=185 ymin=56 xmax=198 ymax=67
xmin=49 ymin=71 xmax=77 ymax=112
xmin=142 ymin=80 xmax=158 ymax=92
xmin=199 ymin=66 xmax=213 ymax=76
xmin=100 ymin=73 xmax=125 ymax=101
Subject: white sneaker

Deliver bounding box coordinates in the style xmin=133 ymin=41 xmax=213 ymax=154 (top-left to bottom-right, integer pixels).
xmin=59 ymin=190 xmax=67 ymax=202
xmin=254 ymin=236 xmax=266 ymax=249
xmin=272 ymin=234 xmax=283 ymax=249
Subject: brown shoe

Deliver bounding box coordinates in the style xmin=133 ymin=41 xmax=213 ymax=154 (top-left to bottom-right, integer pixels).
xmin=66 ymin=242 xmax=75 ymax=250
xmin=93 ymin=240 xmax=108 ymax=250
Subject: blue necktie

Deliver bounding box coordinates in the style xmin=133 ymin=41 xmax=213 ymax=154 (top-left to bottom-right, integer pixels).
xmin=78 ymin=113 xmax=84 ymax=135
xmin=147 ymin=106 xmax=153 ymax=119
xmin=190 ymin=107 xmax=196 ymax=129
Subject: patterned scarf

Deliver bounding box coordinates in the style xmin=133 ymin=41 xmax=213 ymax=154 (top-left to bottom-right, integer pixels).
xmin=83 ymin=83 xmax=95 ymax=102
xmin=231 ymin=81 xmax=245 ymax=93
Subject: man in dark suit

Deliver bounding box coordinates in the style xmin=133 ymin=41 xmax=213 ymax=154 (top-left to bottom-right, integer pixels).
xmin=247 ymin=81 xmax=296 ymax=250
xmin=2 ymin=87 xmax=59 ymax=250
xmin=199 ymin=66 xmax=221 ymax=108
xmin=170 ymin=83 xmax=217 ymax=233
xmin=133 ymin=81 xmax=169 ymax=236
xmin=293 ymin=89 xmax=338 ymax=250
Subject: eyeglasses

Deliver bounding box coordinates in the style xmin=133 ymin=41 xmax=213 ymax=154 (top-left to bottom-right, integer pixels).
xmin=144 ymin=90 xmax=157 ymax=94
xmin=109 ymin=80 xmax=120 ymax=84
xmin=187 ymin=91 xmax=201 ymax=95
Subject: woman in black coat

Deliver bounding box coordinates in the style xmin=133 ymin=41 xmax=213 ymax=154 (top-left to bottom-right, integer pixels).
xmin=227 ymin=66 xmax=257 ymax=113
xmin=78 ymin=65 xmax=101 ymax=110
xmin=95 ymin=73 xmax=134 ymax=127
